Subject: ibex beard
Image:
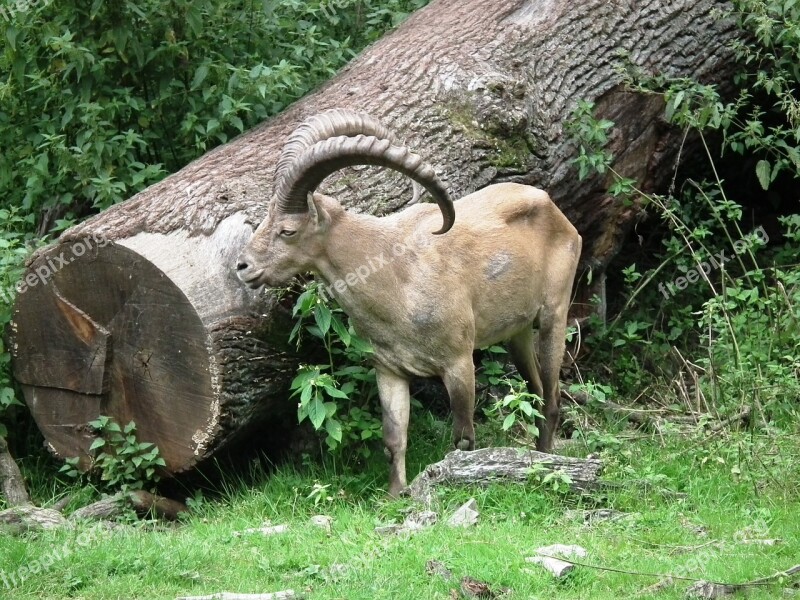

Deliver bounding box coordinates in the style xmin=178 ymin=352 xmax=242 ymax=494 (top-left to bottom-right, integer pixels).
xmin=237 ymin=109 xmax=581 ymax=497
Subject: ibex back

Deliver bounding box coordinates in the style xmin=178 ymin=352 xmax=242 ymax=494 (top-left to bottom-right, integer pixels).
xmin=237 ymin=109 xmax=581 ymax=496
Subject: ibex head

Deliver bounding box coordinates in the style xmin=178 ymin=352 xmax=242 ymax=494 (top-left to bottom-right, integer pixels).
xmin=236 ymin=109 xmax=454 ymax=288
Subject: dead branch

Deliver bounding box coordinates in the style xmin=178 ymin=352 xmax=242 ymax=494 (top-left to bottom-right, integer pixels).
xmin=0 ymin=436 xmax=30 ymax=507
xmin=707 ymin=406 xmax=751 ymax=433
xmin=176 ymin=592 xmax=300 ymax=600
xmin=407 ymin=447 xmax=602 ymax=506
xmin=527 ymin=552 xmax=800 ymax=597
xmin=0 ymin=505 xmax=66 ymax=534
xmin=70 ymin=491 xmax=188 ymax=522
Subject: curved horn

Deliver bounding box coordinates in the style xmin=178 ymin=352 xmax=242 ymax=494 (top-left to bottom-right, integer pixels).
xmin=274 ymin=109 xmax=400 ymax=189
xmin=275 ymin=134 xmax=454 ymax=235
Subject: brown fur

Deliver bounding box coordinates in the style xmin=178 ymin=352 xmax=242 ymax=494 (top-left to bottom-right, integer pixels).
xmin=238 ymin=182 xmax=581 ymax=496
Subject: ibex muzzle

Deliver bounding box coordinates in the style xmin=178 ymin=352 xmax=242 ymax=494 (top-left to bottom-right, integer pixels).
xmin=237 ymin=109 xmax=581 ymax=496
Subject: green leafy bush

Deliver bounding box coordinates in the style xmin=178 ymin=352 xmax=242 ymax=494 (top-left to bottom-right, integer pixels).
xmin=0 ymin=0 xmax=430 ymax=221
xmin=0 ymin=208 xmax=35 ymax=438
xmin=289 ymin=281 xmax=383 ymax=455
xmin=567 ymin=0 xmax=800 ymax=425
xmin=60 ymin=416 xmax=166 ymax=493
xmin=483 ymin=377 xmax=543 ymax=438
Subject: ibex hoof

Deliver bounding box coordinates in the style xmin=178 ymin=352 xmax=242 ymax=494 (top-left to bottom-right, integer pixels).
xmin=455 ymin=439 xmax=474 ymax=451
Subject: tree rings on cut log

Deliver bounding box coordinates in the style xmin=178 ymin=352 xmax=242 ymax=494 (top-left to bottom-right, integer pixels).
xmin=11 ymin=241 xmax=216 ymax=471
xmin=10 ymin=214 xmax=299 ymax=475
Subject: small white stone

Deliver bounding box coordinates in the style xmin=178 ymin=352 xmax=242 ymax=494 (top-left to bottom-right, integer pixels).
xmin=447 ymin=498 xmax=479 ymax=528
xmin=310 ymin=515 xmax=333 ymax=533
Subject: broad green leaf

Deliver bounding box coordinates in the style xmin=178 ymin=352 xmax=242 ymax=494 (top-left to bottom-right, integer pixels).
xmin=324 ymin=386 xmax=348 ymax=400
xmin=325 ymin=418 xmax=342 ymax=443
xmin=300 ymin=383 xmax=313 ymax=405
xmin=6 ymin=27 xmax=18 ymax=52
xmin=90 ymin=0 xmax=104 ymax=19
xmin=330 ymin=314 xmax=351 ymax=346
xmin=755 ymin=159 xmax=771 ymax=190
xmin=309 ymin=397 xmax=326 ymax=430
xmin=192 ymin=64 xmax=210 ymax=90
xmin=314 ymin=302 xmax=332 ymax=336
xmin=519 ymin=400 xmax=534 ymax=417
xmin=0 ymin=387 xmax=21 ymax=407
xmin=293 ymin=288 xmax=317 ymax=316
xmin=502 ymin=413 xmax=516 ymax=431
xmin=305 ymin=325 xmax=323 ymax=338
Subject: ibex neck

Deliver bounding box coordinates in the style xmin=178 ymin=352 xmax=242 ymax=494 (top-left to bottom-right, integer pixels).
xmin=314 ymin=211 xmax=405 ymax=314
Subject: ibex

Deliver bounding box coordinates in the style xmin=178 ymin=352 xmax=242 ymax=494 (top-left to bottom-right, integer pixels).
xmin=237 ymin=109 xmax=581 ymax=496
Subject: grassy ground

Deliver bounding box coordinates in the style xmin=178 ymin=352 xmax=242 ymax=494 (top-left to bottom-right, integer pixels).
xmin=1 ymin=414 xmax=799 ymax=600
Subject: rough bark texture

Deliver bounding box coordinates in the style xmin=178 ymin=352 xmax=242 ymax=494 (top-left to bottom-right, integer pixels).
xmin=0 ymin=437 xmax=30 ymax=506
xmin=408 ymin=447 xmax=603 ymax=505
xmin=0 ymin=505 xmax=66 ymax=534
xmin=69 ymin=491 xmax=188 ymax=521
xmin=10 ymin=0 xmax=738 ymax=473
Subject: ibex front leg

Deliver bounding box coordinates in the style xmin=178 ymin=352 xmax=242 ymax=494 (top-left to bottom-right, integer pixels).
xmin=376 ymin=367 xmax=411 ymax=497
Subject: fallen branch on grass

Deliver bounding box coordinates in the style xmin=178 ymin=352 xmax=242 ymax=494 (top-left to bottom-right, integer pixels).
xmin=1 ymin=436 xmax=185 ymax=532
xmin=528 ymin=552 xmax=800 ymax=597
xmin=0 ymin=436 xmax=31 ymax=507
xmin=232 ymin=524 xmax=289 ymax=537
xmin=176 ymin=591 xmax=300 ymax=600
xmin=601 ymin=401 xmax=666 ymax=427
xmin=707 ymin=406 xmax=751 ymax=433
xmin=685 ymin=564 xmax=800 ymax=598
xmin=58 ymin=490 xmax=189 ymax=522
xmin=0 ymin=504 xmax=66 ymax=534
xmin=0 ymin=489 xmax=188 ymax=534
xmin=407 ymin=447 xmax=602 ymax=506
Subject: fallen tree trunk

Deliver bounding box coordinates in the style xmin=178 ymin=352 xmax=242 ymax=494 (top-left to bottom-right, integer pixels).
xmin=10 ymin=0 xmax=737 ymax=473
xmin=408 ymin=447 xmax=602 ymax=505
xmin=0 ymin=490 xmax=188 ymax=535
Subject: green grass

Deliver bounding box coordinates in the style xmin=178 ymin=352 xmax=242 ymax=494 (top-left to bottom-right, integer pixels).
xmin=1 ymin=416 xmax=799 ymax=600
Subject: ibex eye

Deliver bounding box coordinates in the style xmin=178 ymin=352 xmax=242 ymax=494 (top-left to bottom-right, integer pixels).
xmin=280 ymin=229 xmax=296 ymax=237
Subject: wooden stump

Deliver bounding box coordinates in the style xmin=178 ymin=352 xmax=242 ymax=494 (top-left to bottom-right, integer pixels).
xmin=11 ymin=225 xmax=298 ymax=472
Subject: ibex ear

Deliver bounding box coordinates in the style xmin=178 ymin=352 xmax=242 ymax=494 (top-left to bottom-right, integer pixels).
xmin=307 ymin=193 xmax=330 ymax=231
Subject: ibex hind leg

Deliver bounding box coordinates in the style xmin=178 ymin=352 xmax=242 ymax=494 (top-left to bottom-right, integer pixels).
xmin=376 ymin=367 xmax=411 ymax=497
xmin=442 ymin=356 xmax=476 ymax=452
xmin=509 ymin=326 xmax=548 ymax=446
xmin=532 ymin=309 xmax=568 ymax=452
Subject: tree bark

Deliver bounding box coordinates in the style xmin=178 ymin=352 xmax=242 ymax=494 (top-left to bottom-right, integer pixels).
xmin=407 ymin=447 xmax=603 ymax=506
xmin=0 ymin=437 xmax=31 ymax=507
xmin=10 ymin=0 xmax=737 ymax=473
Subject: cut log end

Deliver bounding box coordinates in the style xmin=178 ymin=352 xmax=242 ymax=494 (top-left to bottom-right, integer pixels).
xmin=12 ymin=243 xmax=219 ymax=473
